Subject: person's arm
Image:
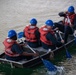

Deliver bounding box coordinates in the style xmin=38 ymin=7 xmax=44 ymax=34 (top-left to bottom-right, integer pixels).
xmin=22 ymin=52 xmax=38 ymax=57
xmin=11 ymin=44 xmax=24 ymax=54
xmin=58 ymin=12 xmax=66 ymax=17
xmin=46 ymin=33 xmax=57 ymax=45
xmin=73 ymin=15 xmax=76 ymax=29
xmin=35 ymin=30 xmax=40 ymax=39
xmin=11 ymin=44 xmax=38 ymax=56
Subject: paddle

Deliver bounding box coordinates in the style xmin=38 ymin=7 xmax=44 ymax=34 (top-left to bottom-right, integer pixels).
xmin=25 ymin=45 xmax=57 ymax=72
xmin=58 ymin=31 xmax=72 ymax=59
xmin=17 ymin=32 xmax=57 ymax=72
xmin=17 ymin=32 xmax=54 ymax=59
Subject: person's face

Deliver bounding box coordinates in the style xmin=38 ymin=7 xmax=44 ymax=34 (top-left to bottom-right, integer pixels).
xmin=10 ymin=35 xmax=17 ymax=40
xmin=47 ymin=25 xmax=53 ymax=29
xmin=68 ymin=12 xmax=73 ymax=15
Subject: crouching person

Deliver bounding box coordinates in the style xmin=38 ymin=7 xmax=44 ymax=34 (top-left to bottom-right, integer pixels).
xmin=39 ymin=20 xmax=64 ymax=50
xmin=3 ymin=30 xmax=38 ymax=61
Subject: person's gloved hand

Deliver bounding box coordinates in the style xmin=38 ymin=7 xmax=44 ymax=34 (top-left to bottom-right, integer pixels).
xmin=58 ymin=12 xmax=66 ymax=17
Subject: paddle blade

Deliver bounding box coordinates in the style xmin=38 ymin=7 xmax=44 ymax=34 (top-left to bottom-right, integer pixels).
xmin=18 ymin=32 xmax=24 ymax=39
xmin=42 ymin=59 xmax=57 ymax=71
xmin=66 ymin=50 xmax=72 ymax=58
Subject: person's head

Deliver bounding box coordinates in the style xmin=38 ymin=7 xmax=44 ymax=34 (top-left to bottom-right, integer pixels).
xmin=30 ymin=18 xmax=37 ymax=26
xmin=68 ymin=6 xmax=75 ymax=14
xmin=8 ymin=30 xmax=17 ymax=40
xmin=45 ymin=20 xmax=54 ymax=29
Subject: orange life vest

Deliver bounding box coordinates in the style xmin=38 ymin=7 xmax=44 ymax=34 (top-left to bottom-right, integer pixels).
xmin=24 ymin=25 xmax=39 ymax=42
xmin=39 ymin=26 xmax=55 ymax=45
xmin=64 ymin=13 xmax=76 ymax=26
xmin=3 ymin=38 xmax=20 ymax=57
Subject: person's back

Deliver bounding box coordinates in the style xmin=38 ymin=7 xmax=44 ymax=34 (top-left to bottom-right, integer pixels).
xmin=3 ymin=37 xmax=20 ymax=57
xmin=39 ymin=20 xmax=64 ymax=50
xmin=3 ymin=30 xmax=38 ymax=61
xmin=24 ymin=18 xmax=40 ymax=48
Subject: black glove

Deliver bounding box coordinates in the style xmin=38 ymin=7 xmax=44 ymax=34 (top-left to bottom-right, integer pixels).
xmin=58 ymin=12 xmax=66 ymax=17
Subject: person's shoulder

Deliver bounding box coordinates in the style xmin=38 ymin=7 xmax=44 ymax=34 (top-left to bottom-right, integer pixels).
xmin=25 ymin=25 xmax=30 ymax=28
xmin=35 ymin=29 xmax=40 ymax=34
xmin=24 ymin=25 xmax=30 ymax=31
xmin=12 ymin=43 xmax=19 ymax=47
xmin=46 ymin=32 xmax=51 ymax=37
xmin=35 ymin=26 xmax=39 ymax=30
xmin=11 ymin=43 xmax=19 ymax=51
xmin=46 ymin=32 xmax=54 ymax=40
